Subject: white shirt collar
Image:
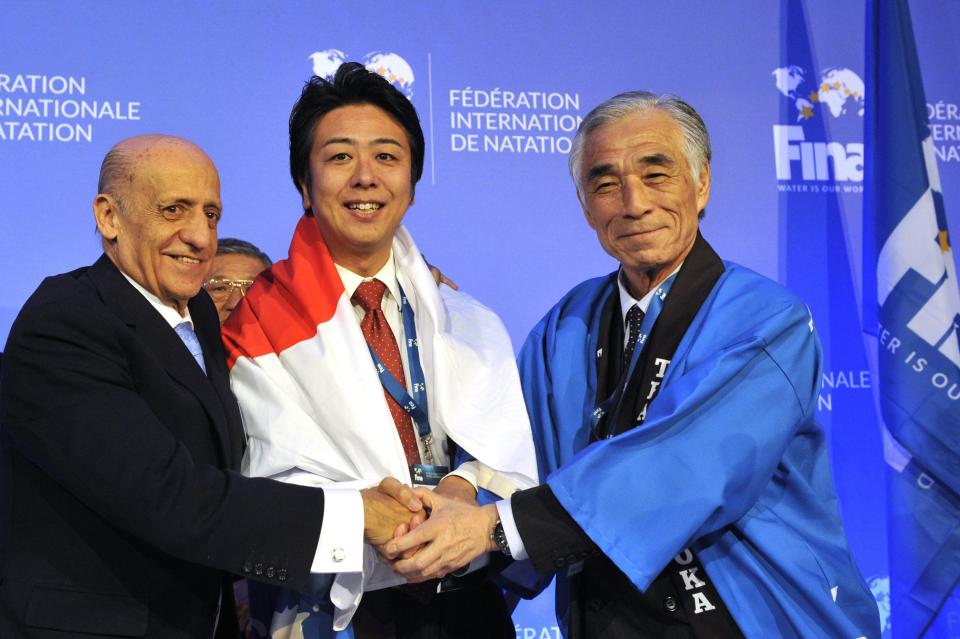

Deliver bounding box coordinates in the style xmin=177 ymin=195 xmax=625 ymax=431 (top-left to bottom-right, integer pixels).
xmin=335 ymin=252 xmax=401 ymax=309
xmin=119 ymin=270 xmax=194 ymax=330
xmin=617 ymin=263 xmax=683 ymax=326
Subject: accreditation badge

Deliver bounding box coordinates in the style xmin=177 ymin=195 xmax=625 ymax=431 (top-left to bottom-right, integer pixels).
xmin=410 ymin=463 xmax=449 ymax=487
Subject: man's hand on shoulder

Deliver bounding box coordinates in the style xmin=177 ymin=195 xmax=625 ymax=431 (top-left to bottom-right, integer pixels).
xmin=422 ymin=253 xmax=459 ymax=290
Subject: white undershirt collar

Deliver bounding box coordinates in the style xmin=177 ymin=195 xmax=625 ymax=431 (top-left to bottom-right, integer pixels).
xmin=119 ymin=270 xmax=194 ymax=329
xmin=617 ymin=262 xmax=684 ymax=327
xmin=335 ymin=252 xmax=401 ymax=310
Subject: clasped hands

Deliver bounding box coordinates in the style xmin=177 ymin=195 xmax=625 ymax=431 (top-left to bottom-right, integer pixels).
xmin=360 ymin=476 xmax=499 ymax=582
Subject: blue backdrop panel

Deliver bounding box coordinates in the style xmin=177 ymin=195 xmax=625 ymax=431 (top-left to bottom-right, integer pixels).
xmin=2 ymin=1 xmax=960 ymax=636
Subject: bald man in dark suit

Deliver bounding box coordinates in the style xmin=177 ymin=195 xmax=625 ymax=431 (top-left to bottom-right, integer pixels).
xmin=0 ymin=135 xmax=419 ymax=639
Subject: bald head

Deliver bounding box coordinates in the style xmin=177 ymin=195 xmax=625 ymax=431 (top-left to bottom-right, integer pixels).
xmin=97 ymin=135 xmax=216 ymax=210
xmin=93 ymin=134 xmax=223 ymax=314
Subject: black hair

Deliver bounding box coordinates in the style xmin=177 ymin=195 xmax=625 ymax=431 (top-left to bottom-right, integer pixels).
xmin=289 ymin=61 xmax=425 ymax=208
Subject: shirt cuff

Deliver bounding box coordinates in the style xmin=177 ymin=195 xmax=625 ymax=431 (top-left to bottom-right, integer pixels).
xmin=495 ymin=497 xmax=528 ymax=561
xmin=311 ymin=486 xmax=363 ymax=573
xmin=445 ymin=461 xmax=481 ymax=492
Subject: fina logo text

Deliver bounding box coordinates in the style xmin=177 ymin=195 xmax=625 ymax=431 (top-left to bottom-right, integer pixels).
xmin=308 ymin=49 xmax=414 ymax=98
xmin=772 ymin=65 xmax=864 ymax=183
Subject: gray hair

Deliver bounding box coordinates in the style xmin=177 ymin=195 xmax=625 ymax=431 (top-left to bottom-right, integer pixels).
xmin=97 ymin=143 xmax=133 ymax=211
xmin=216 ymin=237 xmax=273 ymax=268
xmin=568 ymin=91 xmax=712 ymax=195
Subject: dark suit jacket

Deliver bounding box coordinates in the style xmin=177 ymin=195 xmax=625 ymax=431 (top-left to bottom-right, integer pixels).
xmin=0 ymin=255 xmax=325 ymax=638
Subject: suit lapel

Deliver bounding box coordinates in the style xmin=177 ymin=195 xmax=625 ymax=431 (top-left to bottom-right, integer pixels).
xmin=191 ymin=294 xmax=244 ymax=469
xmin=87 ymin=255 xmax=236 ymax=467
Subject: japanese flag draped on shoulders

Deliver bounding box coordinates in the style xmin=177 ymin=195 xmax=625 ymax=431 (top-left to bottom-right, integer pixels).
xmin=221 ymin=215 xmax=538 ymax=598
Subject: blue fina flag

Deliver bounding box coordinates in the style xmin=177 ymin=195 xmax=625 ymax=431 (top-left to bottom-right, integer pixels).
xmin=864 ymin=0 xmax=960 ymax=637
xmin=778 ymin=0 xmax=887 ymax=612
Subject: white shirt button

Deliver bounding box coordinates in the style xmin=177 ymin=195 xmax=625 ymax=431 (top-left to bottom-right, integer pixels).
xmin=331 ymin=547 xmax=346 ymax=562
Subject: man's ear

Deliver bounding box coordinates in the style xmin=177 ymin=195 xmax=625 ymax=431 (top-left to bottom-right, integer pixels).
xmin=299 ymin=181 xmax=312 ymax=212
xmin=695 ymin=163 xmax=711 ymax=213
xmin=93 ymin=194 xmax=121 ymax=241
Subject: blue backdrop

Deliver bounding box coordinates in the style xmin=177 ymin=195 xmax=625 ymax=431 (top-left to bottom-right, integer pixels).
xmin=3 ymin=1 xmax=960 ymax=636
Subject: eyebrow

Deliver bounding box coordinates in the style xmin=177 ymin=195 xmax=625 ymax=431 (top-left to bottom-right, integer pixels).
xmin=584 ymin=152 xmax=678 ymax=184
xmin=320 ymin=136 xmax=404 ymax=148
xmin=585 ymin=163 xmax=615 ymax=184
xmin=159 ymin=196 xmax=221 ymax=209
xmin=637 ymin=152 xmax=675 ymax=167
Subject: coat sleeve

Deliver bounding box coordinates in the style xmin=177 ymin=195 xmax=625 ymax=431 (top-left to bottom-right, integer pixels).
xmin=0 ymin=300 xmax=325 ymax=591
xmin=512 ymin=318 xmax=600 ymax=573
xmin=519 ymin=297 xmax=822 ymax=591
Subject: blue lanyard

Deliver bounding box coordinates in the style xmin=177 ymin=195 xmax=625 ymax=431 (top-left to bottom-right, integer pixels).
xmin=591 ymin=274 xmax=677 ymax=437
xmin=364 ymin=284 xmax=434 ymax=461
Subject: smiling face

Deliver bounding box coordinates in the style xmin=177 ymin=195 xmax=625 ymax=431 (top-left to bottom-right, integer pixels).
xmin=578 ymin=109 xmax=710 ymax=296
xmin=94 ymin=138 xmax=222 ymax=314
xmin=300 ymin=103 xmax=413 ymax=276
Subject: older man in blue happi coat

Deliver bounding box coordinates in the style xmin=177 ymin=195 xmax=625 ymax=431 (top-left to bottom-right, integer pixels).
xmin=384 ymin=91 xmax=881 ymax=639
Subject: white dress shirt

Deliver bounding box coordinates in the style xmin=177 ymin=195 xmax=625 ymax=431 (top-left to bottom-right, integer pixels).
xmin=120 ymin=271 xmax=195 ymax=329
xmin=313 ymin=253 xmax=482 ymax=575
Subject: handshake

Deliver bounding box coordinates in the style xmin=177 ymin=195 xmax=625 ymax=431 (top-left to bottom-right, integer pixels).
xmin=359 ymin=476 xmax=501 ymax=582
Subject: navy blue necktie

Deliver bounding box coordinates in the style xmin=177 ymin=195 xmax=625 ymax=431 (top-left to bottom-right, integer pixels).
xmin=622 ymin=304 xmax=645 ymax=374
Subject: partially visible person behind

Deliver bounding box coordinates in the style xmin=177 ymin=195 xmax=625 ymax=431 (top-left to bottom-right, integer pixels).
xmin=206 ymin=239 xmax=274 ymax=635
xmin=204 ymin=238 xmax=272 ymax=323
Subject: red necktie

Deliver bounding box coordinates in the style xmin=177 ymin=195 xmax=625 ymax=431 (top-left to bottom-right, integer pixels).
xmin=352 ymin=279 xmax=421 ymax=465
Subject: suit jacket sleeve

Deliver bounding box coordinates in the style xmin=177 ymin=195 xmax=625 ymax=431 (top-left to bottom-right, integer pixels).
xmin=512 ymin=484 xmax=596 ymax=573
xmin=1 ymin=296 xmax=325 ymax=591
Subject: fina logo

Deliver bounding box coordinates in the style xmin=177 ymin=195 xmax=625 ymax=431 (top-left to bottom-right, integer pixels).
xmin=878 ymin=136 xmax=960 ymax=370
xmin=308 ymin=49 xmax=415 ymax=98
xmin=772 ymin=65 xmax=864 ymax=183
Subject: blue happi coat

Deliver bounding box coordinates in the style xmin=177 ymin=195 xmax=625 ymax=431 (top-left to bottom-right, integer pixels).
xmin=518 ymin=262 xmax=880 ymax=638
